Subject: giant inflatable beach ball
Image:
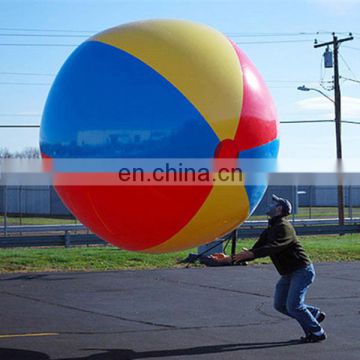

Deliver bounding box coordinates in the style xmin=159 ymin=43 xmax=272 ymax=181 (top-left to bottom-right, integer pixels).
xmin=40 ymin=19 xmax=279 ymax=253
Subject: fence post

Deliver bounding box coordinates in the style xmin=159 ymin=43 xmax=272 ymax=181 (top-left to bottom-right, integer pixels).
xmin=19 ymin=186 xmax=23 ymax=228
xmin=231 ymin=229 xmax=237 ymax=256
xmin=292 ymin=185 xmax=296 ymax=224
xmin=4 ymin=186 xmax=7 ymax=236
xmin=309 ymin=186 xmax=312 ymax=219
xmin=64 ymin=230 xmax=71 ymax=248
xmin=349 ymin=185 xmax=353 ymax=223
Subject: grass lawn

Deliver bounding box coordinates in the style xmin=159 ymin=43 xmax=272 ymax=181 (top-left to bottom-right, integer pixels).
xmin=0 ymin=234 xmax=359 ymax=273
xmin=0 ymin=215 xmax=77 ymax=226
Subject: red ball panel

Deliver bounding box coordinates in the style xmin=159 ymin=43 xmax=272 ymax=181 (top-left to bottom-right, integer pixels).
xmin=55 ymin=181 xmax=213 ymax=251
xmin=231 ymin=42 xmax=278 ymax=151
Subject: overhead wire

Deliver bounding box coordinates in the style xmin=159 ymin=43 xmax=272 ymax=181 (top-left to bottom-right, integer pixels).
xmin=281 ymin=120 xmax=333 ymax=124
xmin=0 ymin=114 xmax=41 ymax=117
xmin=266 ymin=80 xmax=319 ymax=83
xmin=339 ymin=51 xmax=359 ymax=81
xmin=0 ymin=83 xmax=306 ymax=89
xmin=0 ymin=72 xmax=54 ymax=76
xmin=0 ymin=27 xmax=95 ymax=33
xmin=343 ymin=45 xmax=360 ymax=51
xmin=0 ymin=33 xmax=89 ymax=38
xmin=0 ymin=40 xmax=315 ymax=47
xmin=0 ymin=29 xmax=328 ymax=47
xmin=340 ymin=76 xmax=360 ymax=84
xmin=0 ymin=28 xmax=352 ymax=36
xmin=0 ymin=43 xmax=78 ymax=47
xmin=0 ymin=72 xmax=317 ymax=87
xmin=226 ymin=31 xmax=330 ymax=37
xmin=0 ymin=82 xmax=51 ymax=86
xmin=281 ymin=120 xmax=360 ymax=125
xmin=235 ymin=39 xmax=314 ymax=45
xmin=0 ymin=29 xmax=351 ymax=47
xmin=2 ymin=120 xmax=360 ymax=128
xmin=0 ymin=125 xmax=40 ymax=128
xmin=0 ymin=30 xmax=357 ymax=129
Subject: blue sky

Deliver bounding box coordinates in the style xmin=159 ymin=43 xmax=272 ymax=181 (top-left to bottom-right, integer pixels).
xmin=0 ymin=0 xmax=359 ymax=159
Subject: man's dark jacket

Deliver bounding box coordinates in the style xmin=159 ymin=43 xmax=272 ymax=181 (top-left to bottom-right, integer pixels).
xmin=251 ymin=216 xmax=311 ymax=275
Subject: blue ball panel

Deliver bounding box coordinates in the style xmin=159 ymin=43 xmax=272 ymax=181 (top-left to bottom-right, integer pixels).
xmin=40 ymin=41 xmax=219 ymax=158
xmin=239 ymin=139 xmax=280 ymax=215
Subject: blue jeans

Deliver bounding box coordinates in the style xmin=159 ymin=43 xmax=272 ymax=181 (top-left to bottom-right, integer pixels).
xmin=274 ymin=263 xmax=323 ymax=334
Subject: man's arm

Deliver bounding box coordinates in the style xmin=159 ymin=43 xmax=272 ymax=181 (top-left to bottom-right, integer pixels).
xmin=251 ymin=228 xmax=268 ymax=250
xmin=230 ymin=228 xmax=270 ymax=263
xmin=250 ymin=223 xmax=296 ymax=259
xmin=208 ymin=227 xmax=276 ymax=265
xmin=232 ymin=249 xmax=255 ymax=263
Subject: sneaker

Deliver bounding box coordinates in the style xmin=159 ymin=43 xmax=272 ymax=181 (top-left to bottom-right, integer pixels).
xmin=317 ymin=312 xmax=326 ymax=323
xmin=300 ymin=332 xmax=327 ymax=343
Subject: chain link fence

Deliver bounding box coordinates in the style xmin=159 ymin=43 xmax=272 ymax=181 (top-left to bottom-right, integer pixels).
xmin=0 ymin=185 xmax=359 ymax=247
xmin=297 ymin=185 xmax=360 ymax=220
xmin=0 ymin=186 xmax=76 ymax=231
xmin=1 ymin=185 xmax=360 ymax=229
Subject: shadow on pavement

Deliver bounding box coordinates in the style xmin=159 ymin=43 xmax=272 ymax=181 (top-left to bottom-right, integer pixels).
xmin=0 ymin=274 xmax=75 ymax=282
xmin=0 ymin=340 xmax=302 ymax=360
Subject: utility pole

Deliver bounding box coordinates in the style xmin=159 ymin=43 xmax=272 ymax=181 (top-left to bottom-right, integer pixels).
xmin=314 ymin=33 xmax=353 ymax=226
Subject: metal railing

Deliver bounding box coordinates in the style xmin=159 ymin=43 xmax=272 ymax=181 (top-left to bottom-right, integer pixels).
xmin=0 ymin=218 xmax=359 ymax=249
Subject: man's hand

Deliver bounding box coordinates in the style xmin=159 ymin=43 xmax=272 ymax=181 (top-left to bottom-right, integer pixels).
xmin=232 ymin=250 xmax=255 ymax=264
xmin=209 ymin=253 xmax=232 ymax=264
xmin=209 ymin=250 xmax=254 ymax=265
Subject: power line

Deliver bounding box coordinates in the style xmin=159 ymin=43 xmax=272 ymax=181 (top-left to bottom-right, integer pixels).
xmin=0 ymin=125 xmax=40 ymax=128
xmin=0 ymin=82 xmax=314 ymax=89
xmin=339 ymin=52 xmax=358 ymax=80
xmin=0 ymin=27 xmax=95 ymax=33
xmin=0 ymin=39 xmax=314 ymax=47
xmin=0 ymin=73 xmax=317 ymax=84
xmin=235 ymin=39 xmax=314 ymax=45
xmin=281 ymin=120 xmax=334 ymax=124
xmin=0 ymin=28 xmax=332 ymax=36
xmin=343 ymin=120 xmax=360 ymax=125
xmin=0 ymin=84 xmax=303 ymax=89
xmin=0 ymin=28 xmax=353 ymax=37
xmin=0 ymin=114 xmax=41 ymax=117
xmin=0 ymin=82 xmax=51 ymax=86
xmin=281 ymin=120 xmax=360 ymax=124
xmin=227 ymin=31 xmax=355 ymax=38
xmin=1 ymin=120 xmax=360 ymax=128
xmin=343 ymin=45 xmax=360 ymax=51
xmin=0 ymin=43 xmax=77 ymax=47
xmin=268 ymin=86 xmax=303 ymax=89
xmin=0 ymin=73 xmax=319 ymax=83
xmin=0 ymin=28 xmax=355 ymax=40
xmin=266 ymin=80 xmax=319 ymax=83
xmin=0 ymin=79 xmax=316 ymax=89
xmin=0 ymin=36 xmax=350 ymax=47
xmin=0 ymin=72 xmax=54 ymax=76
xmin=227 ymin=31 xmax=331 ymax=37
xmin=340 ymin=76 xmax=360 ymax=84
xmin=0 ymin=33 xmax=89 ymax=38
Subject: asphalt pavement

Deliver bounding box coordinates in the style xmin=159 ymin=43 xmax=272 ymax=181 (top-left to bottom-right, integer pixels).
xmin=0 ymin=262 xmax=359 ymax=360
